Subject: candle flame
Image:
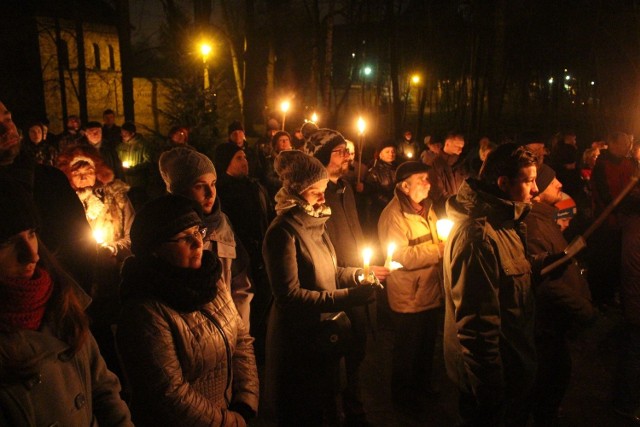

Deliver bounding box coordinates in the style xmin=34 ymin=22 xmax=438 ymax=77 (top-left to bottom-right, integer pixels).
xmin=280 ymin=100 xmax=290 ymax=113
xmin=387 ymin=243 xmax=396 ymax=258
xmin=436 ymin=219 xmax=454 ymax=241
xmin=93 ymin=228 xmax=106 ymax=244
xmin=122 ymin=160 xmax=130 ymax=168
xmin=363 ymin=247 xmax=372 ymax=265
xmin=357 ymin=117 xmax=366 ymax=135
xmin=311 ymin=112 xmax=318 ymax=123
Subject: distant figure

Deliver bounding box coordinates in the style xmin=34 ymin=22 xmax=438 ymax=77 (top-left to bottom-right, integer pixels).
xmin=261 ymin=130 xmax=293 ymax=199
xmin=21 ymin=120 xmax=58 ymax=166
xmin=420 ymin=136 xmax=441 ymax=166
xmin=227 ymin=120 xmax=259 ymax=179
xmin=396 ymin=130 xmax=421 ymax=161
xmin=81 ymin=121 xmax=125 ymax=181
xmin=102 ymin=108 xmax=121 ymax=148
xmin=57 ymin=114 xmax=83 ymax=151
xmin=365 ymin=139 xmax=398 ymax=233
xmin=429 ymin=131 xmax=468 ymax=216
xmin=117 ymin=121 xmax=151 ymax=208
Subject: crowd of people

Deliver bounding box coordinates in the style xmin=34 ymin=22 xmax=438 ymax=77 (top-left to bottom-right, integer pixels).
xmin=1 ymin=97 xmax=639 ymax=427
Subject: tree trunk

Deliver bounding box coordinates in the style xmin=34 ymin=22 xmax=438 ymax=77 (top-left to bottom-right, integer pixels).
xmin=116 ymin=0 xmax=134 ymax=121
xmin=487 ymin=0 xmax=506 ymax=132
xmin=386 ymin=0 xmax=401 ymax=138
xmin=219 ymin=0 xmax=244 ymax=117
xmin=322 ymin=9 xmax=334 ymax=117
xmin=53 ymin=16 xmax=68 ymax=124
xmin=74 ymin=18 xmax=88 ymax=123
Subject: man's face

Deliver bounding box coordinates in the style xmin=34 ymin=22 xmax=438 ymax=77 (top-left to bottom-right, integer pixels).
xmin=85 ymin=127 xmax=102 ymax=146
xmin=502 ymin=165 xmax=538 ymax=203
xmin=275 ymin=135 xmax=292 ymax=153
xmin=537 ymin=177 xmax=563 ymax=205
xmin=28 ymin=125 xmax=43 ymax=144
xmin=379 ymin=146 xmax=396 ymax=163
xmin=444 ymin=136 xmax=464 ymax=155
xmin=103 ymin=113 xmax=115 ymax=127
xmin=67 ymin=117 xmax=80 ymax=131
xmin=327 ymin=143 xmax=350 ymax=179
xmin=226 ymin=150 xmax=249 ymax=177
xmin=0 ymin=101 xmax=20 ymax=165
xmin=428 ymin=142 xmax=442 ymax=154
xmin=121 ymin=129 xmax=134 ymax=143
xmin=402 ymin=172 xmax=431 ymax=204
xmin=230 ymin=130 xmax=245 ymax=147
xmin=404 ymin=131 xmax=412 ymax=141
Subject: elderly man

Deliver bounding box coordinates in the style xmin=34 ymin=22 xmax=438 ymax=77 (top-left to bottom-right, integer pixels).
xmin=429 ymin=131 xmax=469 ymax=216
xmin=443 ymin=143 xmax=565 ymax=425
xmin=378 ymin=161 xmax=444 ymax=414
xmin=0 ymin=100 xmax=95 ymax=291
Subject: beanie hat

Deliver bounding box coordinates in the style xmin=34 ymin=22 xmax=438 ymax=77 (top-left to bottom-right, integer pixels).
xmin=214 ymin=143 xmax=242 ymax=175
xmin=0 ymin=179 xmax=39 ymax=242
xmin=275 ymin=150 xmax=328 ymax=194
xmin=310 ymin=128 xmax=347 ymax=166
xmin=536 ymin=163 xmax=556 ymax=193
xmin=300 ymin=121 xmax=319 ymax=141
xmin=267 ymin=118 xmax=280 ymax=131
xmin=130 ymin=195 xmax=203 ymax=256
xmin=379 ymin=139 xmax=397 ymax=151
xmin=555 ymin=192 xmax=577 ymax=220
xmin=121 ymin=121 xmax=136 ymax=133
xmin=395 ymin=161 xmax=430 ymax=183
xmin=85 ymin=121 xmax=102 ymax=129
xmin=159 ymin=147 xmax=216 ymax=195
xmin=228 ymin=120 xmax=244 ymax=135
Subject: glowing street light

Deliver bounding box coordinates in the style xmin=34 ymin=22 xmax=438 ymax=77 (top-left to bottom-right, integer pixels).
xmin=280 ymin=100 xmax=290 ymax=131
xmin=411 ymin=74 xmax=421 ymax=85
xmin=199 ymin=42 xmax=212 ymax=91
xmin=363 ymin=66 xmax=372 ymax=76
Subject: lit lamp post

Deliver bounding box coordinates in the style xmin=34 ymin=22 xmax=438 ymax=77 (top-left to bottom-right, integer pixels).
xmin=357 ymin=117 xmax=366 ymax=186
xmin=402 ymin=73 xmax=420 ymax=129
xmin=280 ymin=100 xmax=290 ymax=131
xmin=362 ymin=65 xmax=372 ymax=107
xmin=200 ymin=42 xmax=212 ymax=111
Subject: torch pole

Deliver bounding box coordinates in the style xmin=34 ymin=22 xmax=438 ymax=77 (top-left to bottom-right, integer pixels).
xmin=357 ymin=134 xmax=364 ymax=186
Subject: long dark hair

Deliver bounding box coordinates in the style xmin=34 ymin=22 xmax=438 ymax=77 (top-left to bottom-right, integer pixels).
xmin=0 ymin=238 xmax=89 ymax=380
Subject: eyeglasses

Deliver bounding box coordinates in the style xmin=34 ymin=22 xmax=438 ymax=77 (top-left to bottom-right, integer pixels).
xmin=165 ymin=227 xmax=207 ymax=245
xmin=331 ymin=148 xmax=351 ymax=157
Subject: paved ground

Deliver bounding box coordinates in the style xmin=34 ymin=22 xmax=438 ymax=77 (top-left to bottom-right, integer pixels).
xmin=252 ymin=303 xmax=636 ymax=426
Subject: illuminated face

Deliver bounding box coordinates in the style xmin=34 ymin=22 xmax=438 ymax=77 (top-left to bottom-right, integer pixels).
xmin=537 ymin=177 xmax=563 ymax=205
xmin=226 ymin=150 xmax=249 ymax=177
xmin=154 ymin=225 xmax=204 ymax=269
xmin=28 ymin=125 xmax=43 ymax=144
xmin=404 ymin=131 xmax=412 ymax=141
xmin=402 ymin=172 xmax=431 ymax=204
xmin=300 ymin=179 xmax=328 ymax=209
xmin=188 ymin=173 xmax=216 ymax=215
xmin=121 ymin=129 xmax=134 ymax=143
xmin=275 ymin=135 xmax=292 ymax=153
xmin=0 ymin=229 xmax=39 ymax=281
xmin=0 ymin=101 xmax=20 ymax=165
xmin=230 ymin=130 xmax=245 ymax=147
xmin=85 ymin=127 xmax=102 ymax=146
xmin=70 ymin=165 xmax=97 ymax=189
xmin=346 ymin=140 xmax=356 ymax=163
xmin=327 ymin=143 xmax=350 ymax=178
xmin=171 ymin=129 xmax=188 ymax=144
xmin=557 ymin=217 xmax=571 ymax=233
xmin=379 ymin=146 xmax=396 ymax=163
xmin=444 ymin=136 xmax=464 ymax=155
xmin=67 ymin=117 xmax=81 ymax=131
xmin=501 ymin=165 xmax=538 ymax=203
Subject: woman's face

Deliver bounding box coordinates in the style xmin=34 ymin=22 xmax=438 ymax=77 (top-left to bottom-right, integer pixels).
xmin=0 ymin=229 xmax=39 ymax=281
xmin=70 ymin=165 xmax=96 ymax=189
xmin=379 ymin=146 xmax=396 ymax=163
xmin=275 ymin=135 xmax=292 ymax=153
xmin=28 ymin=125 xmax=43 ymax=144
xmin=154 ymin=225 xmax=204 ymax=269
xmin=188 ymin=173 xmax=216 ymax=215
xmin=300 ymin=179 xmax=328 ymax=209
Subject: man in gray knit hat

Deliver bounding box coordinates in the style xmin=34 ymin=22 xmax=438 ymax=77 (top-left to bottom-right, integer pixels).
xmin=159 ymin=147 xmax=253 ymax=328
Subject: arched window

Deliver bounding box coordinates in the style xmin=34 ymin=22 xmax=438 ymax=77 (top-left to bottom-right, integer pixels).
xmin=58 ymin=39 xmax=69 ymax=70
xmin=108 ymin=45 xmax=115 ymax=70
xmin=93 ymin=43 xmax=101 ymax=69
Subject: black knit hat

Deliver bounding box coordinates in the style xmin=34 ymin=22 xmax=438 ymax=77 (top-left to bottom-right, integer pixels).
xmin=85 ymin=121 xmax=102 ymax=129
xmin=311 ymin=128 xmax=347 ymax=166
xmin=121 ymin=121 xmax=136 ymax=133
xmin=130 ymin=195 xmax=203 ymax=256
xmin=227 ymin=120 xmax=244 ymax=135
xmin=379 ymin=139 xmax=397 ymax=151
xmin=395 ymin=161 xmax=430 ymax=183
xmin=536 ymin=163 xmax=556 ymax=193
xmin=214 ymin=142 xmax=243 ymax=175
xmin=0 ymin=179 xmax=39 ymax=242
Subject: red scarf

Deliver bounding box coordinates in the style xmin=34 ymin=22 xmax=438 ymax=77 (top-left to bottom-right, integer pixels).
xmin=0 ymin=267 xmax=53 ymax=331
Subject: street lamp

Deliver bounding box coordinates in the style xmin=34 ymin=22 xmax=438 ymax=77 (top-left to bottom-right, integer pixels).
xmin=200 ymin=42 xmax=212 ymax=90
xmin=280 ymin=100 xmax=290 ymax=131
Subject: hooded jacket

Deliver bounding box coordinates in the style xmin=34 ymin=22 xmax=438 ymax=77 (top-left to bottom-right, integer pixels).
xmin=378 ymin=187 xmax=443 ymax=313
xmin=443 ymin=179 xmax=542 ymax=418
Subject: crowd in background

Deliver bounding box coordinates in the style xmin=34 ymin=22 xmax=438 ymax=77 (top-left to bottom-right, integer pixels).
xmin=2 ymin=98 xmax=640 ymax=426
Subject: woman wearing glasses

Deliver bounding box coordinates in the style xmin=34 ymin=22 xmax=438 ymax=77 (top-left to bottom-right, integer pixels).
xmin=116 ymin=194 xmax=259 ymax=426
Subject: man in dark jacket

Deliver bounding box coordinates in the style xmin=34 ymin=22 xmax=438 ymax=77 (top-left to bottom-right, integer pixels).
xmin=0 ymin=100 xmax=96 ymax=292
xmin=443 ymin=143 xmax=563 ymax=425
xmin=430 ymin=131 xmax=469 ymax=216
xmin=524 ymin=164 xmax=595 ymax=425
xmin=82 ymin=121 xmax=125 ymax=181
xmin=314 ymin=128 xmax=390 ymax=425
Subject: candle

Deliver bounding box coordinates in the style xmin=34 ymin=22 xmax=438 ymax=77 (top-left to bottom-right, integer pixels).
xmin=362 ymin=247 xmax=372 ymax=282
xmin=311 ymin=112 xmax=318 ymax=123
xmin=122 ymin=160 xmax=131 ymax=169
xmin=384 ymin=242 xmax=396 ymax=269
xmin=93 ymin=228 xmax=106 ymax=245
xmin=407 ymin=152 xmax=413 ymax=159
xmin=436 ymin=219 xmax=454 ymax=241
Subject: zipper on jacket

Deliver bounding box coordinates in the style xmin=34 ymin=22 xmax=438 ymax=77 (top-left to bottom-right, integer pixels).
xmin=201 ymin=310 xmax=233 ymax=406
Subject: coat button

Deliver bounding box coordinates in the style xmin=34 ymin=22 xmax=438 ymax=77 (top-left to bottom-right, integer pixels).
xmin=24 ymin=373 xmax=42 ymax=390
xmin=75 ymin=393 xmax=86 ymax=409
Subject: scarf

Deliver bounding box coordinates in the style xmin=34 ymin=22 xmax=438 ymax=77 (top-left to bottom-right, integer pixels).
xmin=121 ymin=250 xmax=222 ymax=313
xmin=274 ymin=186 xmax=332 ymax=217
xmin=0 ymin=267 xmax=53 ymax=331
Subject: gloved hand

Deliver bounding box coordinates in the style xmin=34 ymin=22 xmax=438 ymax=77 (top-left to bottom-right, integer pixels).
xmin=348 ymin=283 xmax=377 ymax=305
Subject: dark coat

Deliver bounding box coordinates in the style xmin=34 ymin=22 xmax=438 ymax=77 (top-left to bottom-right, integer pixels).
xmin=324 ymin=178 xmax=365 ymax=267
xmin=262 ymin=195 xmax=360 ymax=422
xmin=365 ymin=159 xmax=396 ymax=209
xmin=0 ymin=286 xmax=131 ymax=427
xmin=116 ymin=254 xmax=259 ymax=427
xmin=524 ymin=201 xmax=595 ymax=335
xmin=430 ymin=151 xmax=470 ymax=216
xmin=443 ymin=179 xmax=542 ymax=423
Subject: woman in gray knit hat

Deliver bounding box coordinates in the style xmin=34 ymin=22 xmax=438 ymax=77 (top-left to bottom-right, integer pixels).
xmin=159 ymin=147 xmax=253 ymax=329
xmin=262 ymin=150 xmax=379 ymax=426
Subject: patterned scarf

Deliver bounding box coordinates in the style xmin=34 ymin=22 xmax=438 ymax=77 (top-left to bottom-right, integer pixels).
xmin=274 ymin=186 xmax=332 ymax=217
xmin=0 ymin=267 xmax=53 ymax=331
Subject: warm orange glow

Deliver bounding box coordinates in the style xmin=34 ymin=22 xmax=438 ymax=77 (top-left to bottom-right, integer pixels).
xmin=280 ymin=100 xmax=290 ymax=113
xmin=357 ymin=117 xmax=366 ymax=135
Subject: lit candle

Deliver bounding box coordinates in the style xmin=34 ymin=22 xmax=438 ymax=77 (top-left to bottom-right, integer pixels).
xmin=436 ymin=219 xmax=454 ymax=241
xmin=93 ymin=228 xmax=106 ymax=245
xmin=122 ymin=160 xmax=131 ymax=169
xmin=311 ymin=112 xmax=318 ymax=123
xmin=362 ymin=247 xmax=372 ymax=282
xmin=407 ymin=152 xmax=413 ymax=159
xmin=384 ymin=242 xmax=396 ymax=269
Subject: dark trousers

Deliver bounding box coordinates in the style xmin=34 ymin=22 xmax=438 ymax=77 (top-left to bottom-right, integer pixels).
xmin=390 ymin=307 xmax=441 ymax=398
xmin=614 ymin=322 xmax=640 ymax=413
xmin=532 ymin=330 xmax=571 ymax=426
